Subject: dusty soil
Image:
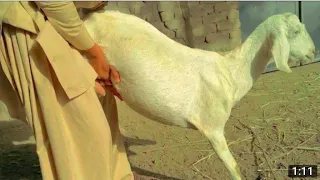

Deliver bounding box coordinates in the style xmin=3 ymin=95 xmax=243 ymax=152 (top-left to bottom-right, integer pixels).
xmin=0 ymin=63 xmax=319 ymax=180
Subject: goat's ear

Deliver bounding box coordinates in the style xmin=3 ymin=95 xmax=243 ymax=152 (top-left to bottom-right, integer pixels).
xmin=271 ymin=31 xmax=292 ymax=73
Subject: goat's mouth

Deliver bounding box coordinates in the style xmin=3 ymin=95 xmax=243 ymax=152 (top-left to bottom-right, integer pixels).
xmin=305 ymin=54 xmax=314 ymax=61
xmin=289 ymin=53 xmax=314 ymax=65
xmin=290 ymin=54 xmax=315 ymax=66
xmin=300 ymin=58 xmax=313 ymax=66
xmin=302 ymin=53 xmax=315 ymax=64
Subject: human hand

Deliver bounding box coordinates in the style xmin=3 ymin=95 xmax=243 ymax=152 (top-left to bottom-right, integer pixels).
xmin=85 ymin=43 xmax=122 ymax=100
xmin=89 ymin=53 xmax=111 ymax=81
xmin=93 ymin=64 xmax=123 ymax=101
xmin=96 ymin=65 xmax=123 ymax=101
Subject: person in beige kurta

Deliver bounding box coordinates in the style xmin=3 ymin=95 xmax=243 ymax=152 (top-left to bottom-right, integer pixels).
xmin=0 ymin=2 xmax=156 ymax=180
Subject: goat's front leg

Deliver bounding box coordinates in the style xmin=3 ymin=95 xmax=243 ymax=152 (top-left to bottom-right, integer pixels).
xmin=202 ymin=128 xmax=241 ymax=180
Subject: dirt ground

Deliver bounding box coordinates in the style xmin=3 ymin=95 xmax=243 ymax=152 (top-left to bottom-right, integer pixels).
xmin=0 ymin=63 xmax=319 ymax=180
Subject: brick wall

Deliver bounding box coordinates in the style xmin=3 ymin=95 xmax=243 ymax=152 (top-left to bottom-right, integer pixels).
xmin=185 ymin=1 xmax=241 ymax=51
xmin=83 ymin=1 xmax=241 ymax=52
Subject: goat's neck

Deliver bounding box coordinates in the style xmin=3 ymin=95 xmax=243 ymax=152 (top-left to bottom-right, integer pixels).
xmin=230 ymin=25 xmax=272 ymax=101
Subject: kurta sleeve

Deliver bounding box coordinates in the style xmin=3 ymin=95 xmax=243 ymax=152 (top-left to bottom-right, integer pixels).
xmin=35 ymin=1 xmax=94 ymax=50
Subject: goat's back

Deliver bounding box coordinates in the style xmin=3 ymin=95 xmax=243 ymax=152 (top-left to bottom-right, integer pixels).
xmin=83 ymin=11 xmax=231 ymax=127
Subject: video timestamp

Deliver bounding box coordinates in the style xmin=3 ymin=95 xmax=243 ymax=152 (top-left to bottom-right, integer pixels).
xmin=288 ymin=165 xmax=318 ymax=178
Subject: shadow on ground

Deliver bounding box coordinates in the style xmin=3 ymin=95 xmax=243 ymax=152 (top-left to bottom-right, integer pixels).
xmin=0 ymin=119 xmax=178 ymax=179
xmin=0 ymin=120 xmax=41 ymax=179
xmin=124 ymin=136 xmax=183 ymax=180
xmin=0 ymin=144 xmax=41 ymax=180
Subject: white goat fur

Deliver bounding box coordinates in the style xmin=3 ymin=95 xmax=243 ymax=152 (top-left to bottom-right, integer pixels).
xmin=83 ymin=11 xmax=315 ymax=180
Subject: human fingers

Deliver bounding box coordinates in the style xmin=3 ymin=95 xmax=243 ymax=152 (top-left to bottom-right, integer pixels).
xmin=95 ymin=81 xmax=106 ymax=96
xmin=109 ymin=65 xmax=121 ymax=83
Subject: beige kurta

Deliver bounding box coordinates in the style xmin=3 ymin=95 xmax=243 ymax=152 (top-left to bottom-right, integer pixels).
xmin=0 ymin=2 xmax=133 ymax=180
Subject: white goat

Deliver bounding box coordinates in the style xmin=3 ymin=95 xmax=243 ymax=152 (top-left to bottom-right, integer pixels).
xmin=83 ymin=12 xmax=315 ymax=180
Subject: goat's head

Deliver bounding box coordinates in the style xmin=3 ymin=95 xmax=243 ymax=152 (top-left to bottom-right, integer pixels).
xmin=269 ymin=13 xmax=315 ymax=73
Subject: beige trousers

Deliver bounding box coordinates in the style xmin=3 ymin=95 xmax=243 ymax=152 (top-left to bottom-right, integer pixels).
xmin=0 ymin=24 xmax=133 ymax=180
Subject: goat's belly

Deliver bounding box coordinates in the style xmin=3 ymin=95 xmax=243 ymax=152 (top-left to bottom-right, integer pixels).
xmin=124 ymin=98 xmax=193 ymax=128
xmin=114 ymin=78 xmax=195 ymax=128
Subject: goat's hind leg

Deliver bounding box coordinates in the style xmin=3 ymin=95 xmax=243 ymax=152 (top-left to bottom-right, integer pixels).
xmin=202 ymin=127 xmax=241 ymax=180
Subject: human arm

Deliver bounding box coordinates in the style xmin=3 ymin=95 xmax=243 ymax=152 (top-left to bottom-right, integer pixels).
xmin=35 ymin=2 xmax=122 ymax=99
xmin=35 ymin=1 xmax=94 ymax=50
